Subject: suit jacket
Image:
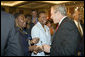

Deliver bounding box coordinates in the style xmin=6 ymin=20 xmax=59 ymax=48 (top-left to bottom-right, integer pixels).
xmin=50 ymin=17 xmax=81 ymax=56
xmin=15 ymin=27 xmax=31 ymax=56
xmin=1 ymin=11 xmax=24 ymax=56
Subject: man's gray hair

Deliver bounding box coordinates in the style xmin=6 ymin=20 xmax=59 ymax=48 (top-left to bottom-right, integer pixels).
xmin=52 ymin=5 xmax=67 ymax=16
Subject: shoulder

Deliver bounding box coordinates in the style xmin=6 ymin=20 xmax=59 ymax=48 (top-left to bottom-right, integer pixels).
xmin=1 ymin=11 xmax=13 ymax=18
xmin=1 ymin=11 xmax=15 ymax=22
xmin=1 ymin=11 xmax=15 ymax=27
xmin=31 ymin=23 xmax=39 ymax=31
xmin=61 ymin=17 xmax=77 ymax=29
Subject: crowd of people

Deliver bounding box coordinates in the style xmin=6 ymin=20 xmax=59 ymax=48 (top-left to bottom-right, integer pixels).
xmin=1 ymin=5 xmax=84 ymax=56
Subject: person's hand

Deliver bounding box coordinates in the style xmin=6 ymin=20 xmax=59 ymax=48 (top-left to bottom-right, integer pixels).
xmin=30 ymin=38 xmax=40 ymax=44
xmin=42 ymin=44 xmax=51 ymax=53
xmin=33 ymin=46 xmax=43 ymax=54
xmin=29 ymin=45 xmax=43 ymax=54
xmin=29 ymin=45 xmax=37 ymax=51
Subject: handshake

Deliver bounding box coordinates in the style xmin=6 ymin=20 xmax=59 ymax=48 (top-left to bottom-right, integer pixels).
xmin=30 ymin=38 xmax=40 ymax=45
xmin=29 ymin=38 xmax=51 ymax=54
xmin=29 ymin=44 xmax=51 ymax=54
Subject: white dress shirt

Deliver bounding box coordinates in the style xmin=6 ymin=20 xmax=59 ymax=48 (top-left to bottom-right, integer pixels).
xmin=31 ymin=22 xmax=51 ymax=56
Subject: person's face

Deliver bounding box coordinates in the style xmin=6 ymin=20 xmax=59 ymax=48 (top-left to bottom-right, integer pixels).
xmin=79 ymin=13 xmax=82 ymax=21
xmin=39 ymin=13 xmax=47 ymax=25
xmin=51 ymin=7 xmax=61 ymax=24
xmin=17 ymin=14 xmax=26 ymax=28
xmin=73 ymin=10 xmax=80 ymax=21
xmin=32 ymin=11 xmax=37 ymax=17
xmin=26 ymin=17 xmax=31 ymax=23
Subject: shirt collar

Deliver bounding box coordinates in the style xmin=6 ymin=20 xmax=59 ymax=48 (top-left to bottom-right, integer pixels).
xmin=59 ymin=16 xmax=67 ymax=25
xmin=37 ymin=22 xmax=44 ymax=28
xmin=37 ymin=22 xmax=46 ymax=31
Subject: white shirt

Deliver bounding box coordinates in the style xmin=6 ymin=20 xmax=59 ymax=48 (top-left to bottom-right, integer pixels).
xmin=31 ymin=22 xmax=51 ymax=56
xmin=59 ymin=16 xmax=67 ymax=25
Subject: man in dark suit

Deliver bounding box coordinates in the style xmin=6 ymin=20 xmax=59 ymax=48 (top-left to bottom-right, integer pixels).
xmin=49 ymin=5 xmax=82 ymax=56
xmin=1 ymin=11 xmax=24 ymax=56
xmin=73 ymin=8 xmax=84 ymax=56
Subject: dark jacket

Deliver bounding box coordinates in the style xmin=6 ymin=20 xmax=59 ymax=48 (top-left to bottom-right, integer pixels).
xmin=50 ymin=17 xmax=81 ymax=56
xmin=15 ymin=26 xmax=32 ymax=56
xmin=18 ymin=28 xmax=31 ymax=56
xmin=1 ymin=11 xmax=24 ymax=56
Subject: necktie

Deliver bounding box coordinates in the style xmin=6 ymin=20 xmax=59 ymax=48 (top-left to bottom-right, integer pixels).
xmin=55 ymin=23 xmax=59 ymax=32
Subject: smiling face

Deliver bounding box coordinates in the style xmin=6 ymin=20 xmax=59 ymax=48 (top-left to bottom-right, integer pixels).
xmin=39 ymin=13 xmax=47 ymax=25
xmin=17 ymin=14 xmax=26 ymax=28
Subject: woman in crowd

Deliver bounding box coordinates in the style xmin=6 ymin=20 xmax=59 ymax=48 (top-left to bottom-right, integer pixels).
xmin=14 ymin=13 xmax=40 ymax=56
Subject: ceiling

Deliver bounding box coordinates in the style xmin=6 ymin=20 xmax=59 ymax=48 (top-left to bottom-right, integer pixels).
xmin=1 ymin=1 xmax=84 ymax=9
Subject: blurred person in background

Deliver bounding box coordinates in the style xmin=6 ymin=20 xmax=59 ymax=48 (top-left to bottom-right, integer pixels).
xmin=73 ymin=8 xmax=83 ymax=37
xmin=1 ymin=10 xmax=24 ymax=56
xmin=31 ymin=10 xmax=38 ymax=24
xmin=25 ymin=14 xmax=34 ymax=35
xmin=73 ymin=8 xmax=84 ymax=56
xmin=14 ymin=13 xmax=41 ymax=56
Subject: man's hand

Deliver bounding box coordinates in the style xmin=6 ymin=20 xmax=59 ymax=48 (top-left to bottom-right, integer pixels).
xmin=29 ymin=45 xmax=43 ymax=54
xmin=30 ymin=38 xmax=40 ymax=44
xmin=33 ymin=46 xmax=44 ymax=54
xmin=42 ymin=44 xmax=51 ymax=53
xmin=29 ymin=45 xmax=37 ymax=52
